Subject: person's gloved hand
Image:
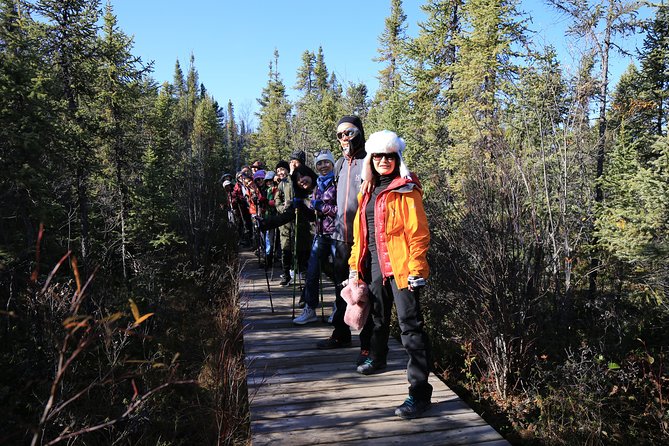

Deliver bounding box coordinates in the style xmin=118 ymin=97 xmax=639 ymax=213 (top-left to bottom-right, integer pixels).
xmin=342 ymin=270 xmax=358 ymax=287
xmin=289 ymin=197 xmax=303 ymax=208
xmin=407 ymin=275 xmax=426 ymax=291
xmin=310 ymin=199 xmax=324 ymax=212
xmin=253 ymin=215 xmax=265 ymax=231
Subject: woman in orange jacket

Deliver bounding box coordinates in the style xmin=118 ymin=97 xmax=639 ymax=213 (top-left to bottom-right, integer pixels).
xmin=348 ymin=130 xmax=432 ymax=419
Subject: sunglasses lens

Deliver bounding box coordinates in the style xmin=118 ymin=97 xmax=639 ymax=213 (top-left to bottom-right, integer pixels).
xmin=337 ymin=128 xmax=358 ymax=139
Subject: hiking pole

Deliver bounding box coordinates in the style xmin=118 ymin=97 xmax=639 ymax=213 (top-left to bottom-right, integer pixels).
xmin=255 ymin=219 xmax=274 ymax=313
xmin=291 ymin=207 xmax=299 ymax=319
xmin=316 ymin=211 xmax=325 ymax=323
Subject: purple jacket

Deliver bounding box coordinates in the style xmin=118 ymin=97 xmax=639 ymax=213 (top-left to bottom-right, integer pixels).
xmin=313 ymin=178 xmax=337 ymax=236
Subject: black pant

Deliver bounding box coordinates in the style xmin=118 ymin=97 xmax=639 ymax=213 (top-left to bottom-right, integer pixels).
xmin=367 ymin=272 xmax=433 ymax=402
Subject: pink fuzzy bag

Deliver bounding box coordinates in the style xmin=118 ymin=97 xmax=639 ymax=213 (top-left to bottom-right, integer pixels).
xmin=341 ymin=280 xmax=370 ymax=330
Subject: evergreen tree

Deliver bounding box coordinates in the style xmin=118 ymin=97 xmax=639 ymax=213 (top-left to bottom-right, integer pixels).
xmin=342 ymin=81 xmax=370 ymax=119
xmin=173 ymin=59 xmax=185 ymax=98
xmin=93 ymin=2 xmax=148 ymax=280
xmin=638 ymin=3 xmax=669 ymax=137
xmin=293 ymin=46 xmax=342 ymax=153
xmin=129 ymin=83 xmax=181 ymax=252
xmin=403 ymin=0 xmax=462 ymax=179
xmin=254 ymin=49 xmax=292 ymax=165
xmin=367 ymin=0 xmax=410 ymax=133
xmin=294 ymin=50 xmax=315 ymax=94
xmin=0 ymin=0 xmax=57 ymax=264
xmin=33 ymin=0 xmax=102 ymax=264
xmin=226 ymin=100 xmax=240 ymax=170
xmin=446 ymin=0 xmax=526 ymax=184
xmin=547 ymin=0 xmax=641 ymax=294
xmin=314 ymin=46 xmax=328 ymax=95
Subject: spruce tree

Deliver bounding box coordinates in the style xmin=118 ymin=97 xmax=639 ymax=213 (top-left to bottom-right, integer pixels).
xmin=255 ymin=49 xmax=292 ymax=165
xmin=403 ymin=0 xmax=462 ymax=179
xmin=367 ymin=0 xmax=410 ymax=133
xmin=33 ymin=0 xmax=102 ymax=264
xmin=639 ymin=3 xmax=669 ymax=137
xmin=0 ymin=0 xmax=57 ymax=263
xmin=93 ymin=2 xmax=148 ymax=280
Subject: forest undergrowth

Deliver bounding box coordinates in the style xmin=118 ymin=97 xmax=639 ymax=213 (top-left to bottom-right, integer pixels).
xmin=0 ymin=229 xmax=249 ymax=445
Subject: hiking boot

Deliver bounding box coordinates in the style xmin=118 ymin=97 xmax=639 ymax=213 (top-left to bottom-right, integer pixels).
xmin=356 ymin=349 xmax=370 ymax=366
xmin=293 ymin=306 xmax=317 ymax=325
xmin=394 ymin=396 xmax=432 ymax=419
xmin=356 ymin=358 xmax=387 ymax=375
xmin=316 ymin=336 xmax=352 ymax=349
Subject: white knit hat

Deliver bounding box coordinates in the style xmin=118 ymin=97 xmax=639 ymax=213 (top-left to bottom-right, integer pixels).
xmin=361 ymin=130 xmax=411 ymax=181
xmin=314 ymin=149 xmax=335 ymax=166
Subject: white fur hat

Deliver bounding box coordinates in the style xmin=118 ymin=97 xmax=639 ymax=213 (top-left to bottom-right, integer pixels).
xmin=361 ymin=130 xmax=411 ymax=181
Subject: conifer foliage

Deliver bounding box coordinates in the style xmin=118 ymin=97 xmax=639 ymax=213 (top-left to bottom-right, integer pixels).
xmin=1 ymin=1 xmax=247 ymax=444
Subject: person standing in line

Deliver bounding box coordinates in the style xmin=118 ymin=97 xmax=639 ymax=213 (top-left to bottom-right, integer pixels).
xmin=274 ymin=160 xmax=294 ymax=286
xmin=289 ymin=163 xmax=317 ymax=284
xmin=289 ymin=150 xmax=306 ymax=174
xmin=232 ymin=168 xmax=253 ymax=245
xmin=348 ymin=130 xmax=432 ymax=419
xmin=263 ymin=170 xmax=278 ymax=267
xmin=293 ymin=149 xmax=338 ymax=325
xmin=316 ymin=116 xmax=373 ymax=367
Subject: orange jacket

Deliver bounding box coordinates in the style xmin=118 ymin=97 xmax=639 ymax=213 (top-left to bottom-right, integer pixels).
xmin=349 ymin=175 xmax=430 ymax=289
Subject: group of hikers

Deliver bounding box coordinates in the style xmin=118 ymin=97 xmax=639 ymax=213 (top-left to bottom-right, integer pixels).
xmin=223 ymin=116 xmax=433 ymax=420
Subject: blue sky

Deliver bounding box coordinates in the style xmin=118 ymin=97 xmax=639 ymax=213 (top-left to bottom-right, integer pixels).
xmin=111 ymin=0 xmax=650 ymax=129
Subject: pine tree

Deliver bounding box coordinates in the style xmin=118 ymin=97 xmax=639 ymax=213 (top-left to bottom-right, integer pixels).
xmin=173 ymin=59 xmax=185 ymax=98
xmin=367 ymin=0 xmax=410 ymax=133
xmin=129 ymin=83 xmax=181 ymax=252
xmin=226 ymin=100 xmax=240 ymax=170
xmin=342 ymin=82 xmax=370 ymax=119
xmin=294 ymin=50 xmax=315 ymax=94
xmin=403 ymin=0 xmax=462 ymax=179
xmin=446 ymin=0 xmax=526 ymax=183
xmin=93 ymin=2 xmax=148 ymax=280
xmin=255 ymin=49 xmax=292 ymax=165
xmin=638 ymin=3 xmax=669 ymax=137
xmin=0 ymin=0 xmax=58 ymax=263
xmin=293 ymin=46 xmax=342 ymax=153
xmin=314 ymin=46 xmax=328 ymax=95
xmin=33 ymin=0 xmax=102 ymax=264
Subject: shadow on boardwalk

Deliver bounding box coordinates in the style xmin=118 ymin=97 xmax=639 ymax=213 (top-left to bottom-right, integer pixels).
xmin=240 ymin=250 xmax=510 ymax=445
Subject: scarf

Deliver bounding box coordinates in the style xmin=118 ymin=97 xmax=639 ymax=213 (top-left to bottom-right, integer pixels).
xmin=317 ymin=171 xmax=335 ymax=192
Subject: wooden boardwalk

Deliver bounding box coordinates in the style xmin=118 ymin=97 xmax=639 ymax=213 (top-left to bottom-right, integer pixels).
xmin=240 ymin=251 xmax=510 ymax=445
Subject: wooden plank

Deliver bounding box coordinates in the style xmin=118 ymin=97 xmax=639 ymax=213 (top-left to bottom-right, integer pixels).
xmin=238 ymin=250 xmax=510 ymax=446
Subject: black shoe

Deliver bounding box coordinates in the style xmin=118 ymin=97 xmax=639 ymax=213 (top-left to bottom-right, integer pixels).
xmin=356 ymin=349 xmax=370 ymax=366
xmin=356 ymin=358 xmax=387 ymax=375
xmin=316 ymin=336 xmax=352 ymax=349
xmin=297 ymin=298 xmax=306 ymax=308
xmin=394 ymin=396 xmax=431 ymax=419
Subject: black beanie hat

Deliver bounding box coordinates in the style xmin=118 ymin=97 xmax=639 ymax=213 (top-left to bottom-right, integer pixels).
xmin=336 ymin=115 xmax=365 ymax=151
xmin=275 ymin=160 xmax=290 ymax=171
xmin=290 ymin=150 xmax=306 ymax=163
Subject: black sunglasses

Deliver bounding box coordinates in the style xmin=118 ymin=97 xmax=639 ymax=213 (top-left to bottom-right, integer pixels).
xmin=336 ymin=128 xmax=359 ymax=140
xmin=371 ymin=153 xmax=397 ymax=161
